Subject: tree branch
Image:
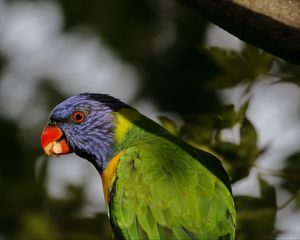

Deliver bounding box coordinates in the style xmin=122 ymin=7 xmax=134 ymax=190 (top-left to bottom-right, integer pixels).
xmin=176 ymin=0 xmax=300 ymax=65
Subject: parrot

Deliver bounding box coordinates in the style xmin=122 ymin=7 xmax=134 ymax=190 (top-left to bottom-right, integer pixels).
xmin=41 ymin=93 xmax=236 ymax=240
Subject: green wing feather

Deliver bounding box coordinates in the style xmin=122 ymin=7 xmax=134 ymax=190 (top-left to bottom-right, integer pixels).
xmin=109 ymin=138 xmax=236 ymax=240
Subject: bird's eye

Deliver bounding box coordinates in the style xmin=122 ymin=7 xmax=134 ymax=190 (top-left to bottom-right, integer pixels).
xmin=72 ymin=111 xmax=85 ymax=123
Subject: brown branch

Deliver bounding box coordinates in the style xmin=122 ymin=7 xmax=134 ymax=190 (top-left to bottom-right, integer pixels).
xmin=176 ymin=0 xmax=300 ymax=65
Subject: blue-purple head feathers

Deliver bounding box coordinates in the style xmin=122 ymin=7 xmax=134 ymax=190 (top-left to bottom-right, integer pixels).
xmin=49 ymin=93 xmax=129 ymax=173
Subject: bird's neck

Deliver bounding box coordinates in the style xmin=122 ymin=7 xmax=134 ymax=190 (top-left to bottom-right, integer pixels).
xmin=100 ymin=108 xmax=174 ymax=197
xmin=113 ymin=108 xmax=171 ymax=152
xmin=99 ymin=107 xmax=171 ymax=175
xmin=114 ymin=108 xmax=141 ymax=145
xmin=113 ymin=108 xmax=144 ymax=150
xmin=76 ymin=131 xmax=115 ymax=174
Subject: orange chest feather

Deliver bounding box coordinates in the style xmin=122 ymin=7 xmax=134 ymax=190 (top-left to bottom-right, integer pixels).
xmin=101 ymin=150 xmax=125 ymax=203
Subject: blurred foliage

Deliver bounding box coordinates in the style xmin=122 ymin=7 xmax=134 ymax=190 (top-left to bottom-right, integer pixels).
xmin=0 ymin=84 xmax=112 ymax=239
xmin=280 ymin=152 xmax=300 ymax=208
xmin=158 ymin=116 xmax=178 ymax=136
xmin=36 ymin=79 xmax=68 ymax=111
xmin=176 ymin=102 xmax=261 ymax=183
xmin=235 ymin=178 xmax=277 ymax=240
xmin=58 ymin=0 xmax=220 ymax=115
xmin=204 ymin=45 xmax=274 ymax=90
xmin=1 ymin=0 xmax=300 ymax=239
xmin=279 ymin=62 xmax=300 ymax=86
xmin=281 ymin=152 xmax=300 ymax=194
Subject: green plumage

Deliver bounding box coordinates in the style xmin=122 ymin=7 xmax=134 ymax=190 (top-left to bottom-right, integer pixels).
xmin=108 ymin=111 xmax=236 ymax=240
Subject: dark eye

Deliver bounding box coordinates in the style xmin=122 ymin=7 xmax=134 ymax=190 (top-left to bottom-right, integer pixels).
xmin=72 ymin=111 xmax=85 ymax=123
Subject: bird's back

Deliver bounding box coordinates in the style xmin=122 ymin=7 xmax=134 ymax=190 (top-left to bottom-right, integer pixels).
xmin=107 ymin=112 xmax=236 ymax=239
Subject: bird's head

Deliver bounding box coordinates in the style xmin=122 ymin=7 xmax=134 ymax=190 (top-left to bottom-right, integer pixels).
xmin=41 ymin=93 xmax=129 ymax=173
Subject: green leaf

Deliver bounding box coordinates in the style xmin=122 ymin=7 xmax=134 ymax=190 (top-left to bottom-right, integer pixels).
xmin=259 ymin=178 xmax=277 ymax=207
xmin=241 ymin=44 xmax=274 ymax=78
xmin=235 ymin=178 xmax=277 ymax=240
xmin=215 ymin=101 xmax=250 ymax=129
xmin=294 ymin=192 xmax=300 ymax=208
xmin=15 ymin=212 xmax=60 ymax=239
xmin=204 ymin=47 xmax=249 ymax=89
xmin=215 ymin=105 xmax=237 ymax=129
xmin=236 ymin=100 xmax=250 ymax=123
xmin=180 ymin=105 xmax=259 ymax=182
xmin=240 ymin=118 xmax=258 ymax=161
xmin=204 ymin=47 xmax=241 ymax=69
xmin=212 ymin=118 xmax=258 ymax=182
xmin=279 ymin=62 xmax=300 ymax=86
xmin=212 ymin=141 xmax=251 ymax=182
xmin=280 ymin=152 xmax=300 ymax=194
xmin=180 ymin=114 xmax=215 ymax=145
xmin=159 ymin=116 xmax=178 ymax=135
xmin=204 ymin=45 xmax=274 ymax=89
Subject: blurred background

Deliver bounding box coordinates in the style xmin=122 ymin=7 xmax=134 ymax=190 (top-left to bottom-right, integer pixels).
xmin=1 ymin=0 xmax=300 ymax=239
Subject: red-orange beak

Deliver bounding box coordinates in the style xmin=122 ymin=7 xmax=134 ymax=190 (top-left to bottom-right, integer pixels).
xmin=41 ymin=126 xmax=71 ymax=155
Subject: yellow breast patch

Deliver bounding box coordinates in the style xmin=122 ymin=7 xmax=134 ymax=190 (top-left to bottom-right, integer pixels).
xmin=101 ymin=149 xmax=125 ymax=203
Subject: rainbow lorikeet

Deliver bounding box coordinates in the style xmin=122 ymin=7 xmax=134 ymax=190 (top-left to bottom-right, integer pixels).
xmin=41 ymin=93 xmax=236 ymax=239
